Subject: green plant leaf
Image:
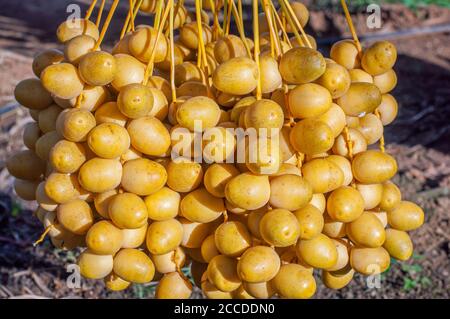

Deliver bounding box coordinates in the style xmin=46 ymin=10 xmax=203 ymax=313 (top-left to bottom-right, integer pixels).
xmin=403 ymin=277 xmax=417 ymax=290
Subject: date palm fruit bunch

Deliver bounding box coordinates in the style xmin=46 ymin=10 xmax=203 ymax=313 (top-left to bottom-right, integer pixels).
xmin=8 ymin=0 xmax=424 ymax=299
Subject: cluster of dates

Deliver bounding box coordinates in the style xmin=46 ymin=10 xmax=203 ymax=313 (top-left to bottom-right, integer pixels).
xmin=7 ymin=0 xmax=424 ymax=299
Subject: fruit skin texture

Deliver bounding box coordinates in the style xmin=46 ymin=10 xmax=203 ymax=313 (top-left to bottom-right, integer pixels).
xmin=201 ymin=234 xmax=219 ymax=262
xmin=383 ymin=229 xmax=413 ymax=261
xmin=108 ymin=193 xmax=148 ymax=229
xmin=201 ymin=272 xmax=233 ymax=299
xmin=322 ymin=267 xmax=355 ymax=290
xmin=44 ymin=173 xmax=80 ymax=204
xmin=204 ymin=163 xmax=239 ymax=198
xmin=180 ymin=187 xmax=224 ymax=223
xmin=245 ymin=136 xmax=281 ymax=175
xmin=357 ymin=113 xmax=384 ymax=145
xmin=350 ymin=247 xmax=390 ymax=275
xmin=243 ymin=281 xmax=275 ymax=299
xmin=387 ymin=201 xmax=424 ymax=231
xmin=41 ymin=63 xmax=84 ymax=99
xmin=269 ymin=174 xmax=312 ymax=211
xmin=32 ymin=49 xmax=64 ymax=77
xmin=323 ymin=213 xmax=346 ymax=239
xmin=6 ymin=150 xmax=45 ymax=181
xmin=87 ymin=123 xmax=130 ymax=159
xmin=214 ymin=221 xmax=252 ymax=257
xmin=212 ymin=57 xmax=259 ymax=95
xmin=179 ymin=22 xmax=212 ymax=50
xmin=259 ymin=209 xmax=301 ymax=247
xmin=346 ymin=212 xmax=386 ymax=248
xmin=152 ymin=247 xmax=186 ymax=274
xmin=232 ymin=285 xmax=255 ymax=299
xmin=332 ymin=128 xmax=367 ymax=157
xmin=64 ymin=35 xmax=96 ymax=65
xmin=146 ymin=219 xmax=184 ymax=255
xmin=224 ymin=173 xmax=271 ymax=210
xmin=362 ymin=41 xmax=397 ymax=76
xmin=95 ymin=102 xmax=128 ymax=126
xmin=272 ymin=264 xmax=316 ymax=299
xmin=207 ymin=255 xmax=241 ymax=292
xmin=68 ymin=85 xmax=108 ymax=111
xmin=111 ymin=54 xmax=145 ymax=91
xmin=78 ymin=158 xmax=122 ymax=193
xmin=128 ymin=27 xmax=168 ymax=63
xmin=79 ymin=51 xmax=117 ymax=86
xmin=57 ymin=199 xmax=94 ymax=235
xmin=121 ymin=224 xmax=148 ymax=249
xmin=39 ymin=105 xmax=62 ymax=133
xmin=326 ymin=186 xmax=365 ymax=223
xmin=36 ymin=190 xmax=57 ymax=217
xmin=259 ymin=55 xmax=283 ymax=94
xmin=93 ymin=190 xmax=118 ymax=219
xmin=279 ymin=47 xmax=326 ymax=84
xmin=127 ymin=117 xmax=170 ymax=156
xmin=289 ymin=83 xmax=332 ymax=119
xmin=349 ymin=69 xmax=373 ymax=83
xmin=117 ymin=84 xmax=154 ymax=119
xmin=327 ymin=155 xmax=353 ymax=186
xmin=309 ymin=193 xmax=326 ymax=214
xmin=148 ymin=87 xmax=169 ymax=120
xmin=121 ymin=158 xmax=167 ymax=196
xmin=176 ymin=96 xmax=221 ymax=131
xmin=282 ymin=2 xmax=309 ymax=31
xmin=78 ymin=250 xmax=113 ymax=280
xmin=105 ymin=273 xmax=130 ymax=291
xmin=180 ymin=218 xmax=217 ymax=249
xmin=156 ymin=272 xmax=193 ymax=299
xmin=86 ymin=220 xmax=123 ymax=255
xmin=113 ymin=248 xmax=155 ymax=283
xmin=327 ymin=238 xmax=351 ymax=272
xmin=56 ymin=18 xmax=99 ymax=43
xmin=336 ymin=82 xmax=382 ymax=116
xmin=244 ymin=99 xmax=284 ymax=130
xmin=14 ymin=179 xmax=39 ymax=201
xmin=301 ymin=158 xmax=344 ymax=194
xmin=352 ymin=150 xmax=397 ymax=184
xmin=356 ymin=183 xmax=383 ymax=210
xmin=379 ymin=181 xmax=401 ymax=211
xmin=294 ymin=204 xmax=324 ymax=240
xmin=315 ymin=62 xmax=351 ymax=99
xmin=296 ymin=233 xmax=338 ymax=269
xmin=373 ymin=70 xmax=397 ymax=94
xmin=56 ymin=108 xmax=96 ymax=143
xmin=290 ymin=119 xmax=334 ymax=155
xmin=330 ymin=40 xmax=360 ymax=70
xmin=214 ymin=35 xmax=248 ymax=64
xmin=23 ymin=122 xmax=41 ymax=150
xmin=237 ymin=246 xmax=280 ymax=283
xmin=14 ymin=78 xmax=53 ymax=110
xmin=174 ymin=62 xmax=203 ymax=87
xmin=377 ymin=94 xmax=398 ymax=125
xmin=166 ymin=160 xmax=203 ymax=193
xmin=144 ymin=187 xmax=180 ymax=221
xmin=35 ymin=131 xmax=61 ymax=161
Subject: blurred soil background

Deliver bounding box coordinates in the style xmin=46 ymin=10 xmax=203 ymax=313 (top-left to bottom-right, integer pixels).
xmin=0 ymin=0 xmax=449 ymax=299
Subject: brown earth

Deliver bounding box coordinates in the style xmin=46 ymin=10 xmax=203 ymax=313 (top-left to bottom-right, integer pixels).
xmin=0 ymin=1 xmax=449 ymax=299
